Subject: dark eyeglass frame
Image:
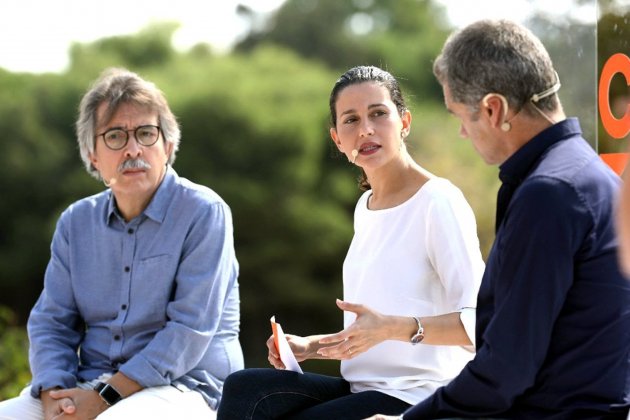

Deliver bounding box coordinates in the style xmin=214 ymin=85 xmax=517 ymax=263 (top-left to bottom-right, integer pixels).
xmin=95 ymin=125 xmax=161 ymax=151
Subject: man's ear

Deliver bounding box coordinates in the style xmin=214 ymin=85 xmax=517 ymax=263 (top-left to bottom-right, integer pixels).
xmin=164 ymin=140 xmax=174 ymax=161
xmin=89 ymin=153 xmax=99 ymax=171
xmin=481 ymin=94 xmax=509 ymax=129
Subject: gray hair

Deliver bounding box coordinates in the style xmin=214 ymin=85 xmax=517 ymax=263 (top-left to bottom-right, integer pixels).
xmin=76 ymin=68 xmax=180 ymax=179
xmin=433 ymin=19 xmax=560 ymax=116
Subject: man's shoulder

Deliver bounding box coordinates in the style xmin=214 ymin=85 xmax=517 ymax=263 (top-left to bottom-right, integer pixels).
xmin=63 ymin=190 xmax=110 ymax=217
xmin=535 ymin=137 xmax=614 ymax=181
xmin=172 ymin=176 xmax=228 ymax=209
xmin=525 ymin=137 xmax=619 ymax=199
xmin=512 ymin=139 xmax=619 ymax=229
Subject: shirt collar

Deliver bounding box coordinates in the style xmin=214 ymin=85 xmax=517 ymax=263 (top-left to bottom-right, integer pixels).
xmin=499 ymin=117 xmax=582 ymax=184
xmin=106 ymin=166 xmax=177 ymax=225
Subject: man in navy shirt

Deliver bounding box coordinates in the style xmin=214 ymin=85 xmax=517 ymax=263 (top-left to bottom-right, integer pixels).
xmin=0 ymin=68 xmax=243 ymax=419
xmin=369 ymin=19 xmax=630 ymax=420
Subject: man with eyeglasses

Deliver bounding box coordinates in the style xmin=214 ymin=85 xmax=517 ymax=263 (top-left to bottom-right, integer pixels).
xmin=368 ymin=19 xmax=630 ymax=420
xmin=0 ymin=68 xmax=243 ymax=419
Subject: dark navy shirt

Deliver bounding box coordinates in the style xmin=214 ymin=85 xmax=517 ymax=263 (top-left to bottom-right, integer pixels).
xmin=404 ymin=118 xmax=630 ymax=419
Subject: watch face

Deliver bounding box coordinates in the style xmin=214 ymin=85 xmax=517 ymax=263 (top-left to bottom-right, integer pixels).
xmin=411 ymin=333 xmax=424 ymax=344
xmin=95 ymin=383 xmax=122 ymax=406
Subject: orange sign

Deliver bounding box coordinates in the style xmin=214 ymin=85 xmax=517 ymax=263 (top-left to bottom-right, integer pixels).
xmin=599 ymin=52 xmax=630 ymax=175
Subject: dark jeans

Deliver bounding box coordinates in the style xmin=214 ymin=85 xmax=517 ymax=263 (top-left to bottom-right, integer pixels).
xmin=217 ymin=368 xmax=411 ymax=420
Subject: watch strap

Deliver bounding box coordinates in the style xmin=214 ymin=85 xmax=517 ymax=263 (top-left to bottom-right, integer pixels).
xmin=410 ymin=316 xmax=425 ymax=345
xmin=94 ymin=381 xmax=122 ymax=406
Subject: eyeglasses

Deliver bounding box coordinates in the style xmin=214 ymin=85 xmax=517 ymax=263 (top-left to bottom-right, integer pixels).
xmin=96 ymin=125 xmax=161 ymax=150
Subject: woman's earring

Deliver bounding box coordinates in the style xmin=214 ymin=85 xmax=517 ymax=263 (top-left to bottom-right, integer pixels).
xmin=401 ymin=130 xmax=408 ymax=148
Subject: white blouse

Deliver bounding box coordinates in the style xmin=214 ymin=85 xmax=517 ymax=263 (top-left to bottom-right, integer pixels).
xmin=341 ymin=177 xmax=484 ymax=405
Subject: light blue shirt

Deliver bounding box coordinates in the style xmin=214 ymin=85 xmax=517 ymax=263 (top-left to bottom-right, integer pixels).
xmin=27 ymin=167 xmax=243 ymax=409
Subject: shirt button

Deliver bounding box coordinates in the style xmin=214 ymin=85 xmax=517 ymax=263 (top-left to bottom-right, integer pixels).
xmin=127 ymin=228 xmax=134 ymax=234
xmin=121 ymin=304 xmax=127 ymax=310
xmin=124 ymin=266 xmax=130 ymax=272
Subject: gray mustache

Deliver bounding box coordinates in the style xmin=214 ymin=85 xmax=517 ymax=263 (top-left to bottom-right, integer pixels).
xmin=118 ymin=158 xmax=151 ymax=172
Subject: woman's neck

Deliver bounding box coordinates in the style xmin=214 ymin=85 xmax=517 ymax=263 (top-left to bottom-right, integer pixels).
xmin=366 ymin=154 xmax=433 ymax=210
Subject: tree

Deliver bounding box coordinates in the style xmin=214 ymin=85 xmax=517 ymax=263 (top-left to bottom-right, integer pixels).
xmin=236 ymin=0 xmax=452 ymax=103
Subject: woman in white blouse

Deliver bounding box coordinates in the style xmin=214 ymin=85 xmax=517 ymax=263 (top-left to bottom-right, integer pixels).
xmin=217 ymin=65 xmax=484 ymax=420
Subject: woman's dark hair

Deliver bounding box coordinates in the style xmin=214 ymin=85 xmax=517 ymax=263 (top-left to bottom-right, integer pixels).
xmin=329 ymin=66 xmax=408 ymax=191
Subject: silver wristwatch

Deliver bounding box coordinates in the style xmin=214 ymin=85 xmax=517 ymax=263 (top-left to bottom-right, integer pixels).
xmin=410 ymin=316 xmax=425 ymax=344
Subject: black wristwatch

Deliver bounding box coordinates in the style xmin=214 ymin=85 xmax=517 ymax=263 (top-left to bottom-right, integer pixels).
xmin=410 ymin=316 xmax=425 ymax=345
xmin=94 ymin=381 xmax=122 ymax=406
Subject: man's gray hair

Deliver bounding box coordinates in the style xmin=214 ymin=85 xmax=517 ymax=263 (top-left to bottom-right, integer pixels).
xmin=76 ymin=68 xmax=180 ymax=179
xmin=433 ymin=19 xmax=560 ymax=116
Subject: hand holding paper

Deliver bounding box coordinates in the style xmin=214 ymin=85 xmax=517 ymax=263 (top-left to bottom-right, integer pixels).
xmin=270 ymin=316 xmax=303 ymax=373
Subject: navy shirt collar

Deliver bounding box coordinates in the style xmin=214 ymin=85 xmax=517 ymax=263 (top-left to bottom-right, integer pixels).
xmin=499 ymin=117 xmax=582 ymax=185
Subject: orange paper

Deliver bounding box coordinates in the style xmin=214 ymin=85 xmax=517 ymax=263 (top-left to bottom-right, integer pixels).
xmin=269 ymin=316 xmax=303 ymax=373
xmin=270 ymin=316 xmax=280 ymax=352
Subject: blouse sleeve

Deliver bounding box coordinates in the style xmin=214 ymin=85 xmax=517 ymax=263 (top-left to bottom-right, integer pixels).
xmin=424 ymin=181 xmax=484 ymax=343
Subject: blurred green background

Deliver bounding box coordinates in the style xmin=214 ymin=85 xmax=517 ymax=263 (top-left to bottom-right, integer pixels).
xmin=1 ymin=0 xmax=626 ymax=400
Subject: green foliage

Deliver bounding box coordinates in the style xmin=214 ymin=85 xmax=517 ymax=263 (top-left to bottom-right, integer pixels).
xmin=0 ymin=71 xmax=92 ymax=320
xmin=0 ymin=306 xmax=30 ymax=400
xmin=67 ymin=22 xmax=181 ymax=80
xmin=528 ymin=16 xmax=597 ymax=149
xmin=236 ymin=0 xmax=451 ymax=102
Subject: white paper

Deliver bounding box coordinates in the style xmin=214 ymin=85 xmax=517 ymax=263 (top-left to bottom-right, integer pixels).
xmin=270 ymin=316 xmax=303 ymax=373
